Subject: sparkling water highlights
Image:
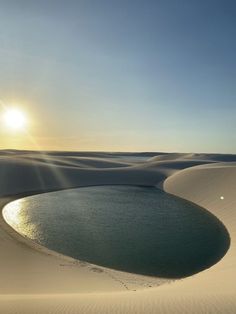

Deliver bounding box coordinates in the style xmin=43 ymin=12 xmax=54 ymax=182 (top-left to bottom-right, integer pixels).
xmin=3 ymin=186 xmax=230 ymax=278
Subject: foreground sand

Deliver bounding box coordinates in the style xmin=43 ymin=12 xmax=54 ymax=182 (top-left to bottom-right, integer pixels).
xmin=0 ymin=150 xmax=235 ymax=313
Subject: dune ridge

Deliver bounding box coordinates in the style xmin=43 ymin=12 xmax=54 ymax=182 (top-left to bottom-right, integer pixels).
xmin=0 ymin=150 xmax=235 ymax=313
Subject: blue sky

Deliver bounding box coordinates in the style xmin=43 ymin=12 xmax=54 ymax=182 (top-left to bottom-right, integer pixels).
xmin=0 ymin=0 xmax=235 ymax=152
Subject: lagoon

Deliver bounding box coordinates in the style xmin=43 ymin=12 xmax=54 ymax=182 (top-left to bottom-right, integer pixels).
xmin=3 ymin=185 xmax=229 ymax=278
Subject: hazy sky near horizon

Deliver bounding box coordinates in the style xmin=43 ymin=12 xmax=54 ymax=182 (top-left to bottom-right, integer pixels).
xmin=0 ymin=0 xmax=235 ymax=153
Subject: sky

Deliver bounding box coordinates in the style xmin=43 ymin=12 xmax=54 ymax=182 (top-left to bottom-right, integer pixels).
xmin=0 ymin=0 xmax=235 ymax=153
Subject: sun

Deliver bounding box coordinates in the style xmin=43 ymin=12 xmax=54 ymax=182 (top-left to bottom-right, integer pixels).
xmin=3 ymin=108 xmax=27 ymax=130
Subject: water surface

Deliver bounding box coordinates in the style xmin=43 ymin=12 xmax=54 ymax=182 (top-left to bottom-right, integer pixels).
xmin=3 ymin=185 xmax=230 ymax=278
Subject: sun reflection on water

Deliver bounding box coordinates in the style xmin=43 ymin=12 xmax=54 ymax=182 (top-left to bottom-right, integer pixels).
xmin=3 ymin=199 xmax=39 ymax=240
xmin=3 ymin=200 xmax=23 ymax=227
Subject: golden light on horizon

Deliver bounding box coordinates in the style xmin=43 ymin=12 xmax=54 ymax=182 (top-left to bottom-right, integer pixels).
xmin=3 ymin=108 xmax=27 ymax=131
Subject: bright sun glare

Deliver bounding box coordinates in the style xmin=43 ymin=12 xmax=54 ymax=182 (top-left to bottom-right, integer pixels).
xmin=3 ymin=108 xmax=27 ymax=130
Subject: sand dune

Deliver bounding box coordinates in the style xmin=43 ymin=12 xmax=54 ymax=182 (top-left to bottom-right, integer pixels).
xmin=0 ymin=150 xmax=235 ymax=313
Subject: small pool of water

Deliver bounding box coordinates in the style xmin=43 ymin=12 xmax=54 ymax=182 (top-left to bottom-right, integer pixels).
xmin=3 ymin=185 xmax=230 ymax=278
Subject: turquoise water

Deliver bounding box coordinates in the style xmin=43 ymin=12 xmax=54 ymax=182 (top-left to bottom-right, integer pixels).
xmin=3 ymin=186 xmax=230 ymax=278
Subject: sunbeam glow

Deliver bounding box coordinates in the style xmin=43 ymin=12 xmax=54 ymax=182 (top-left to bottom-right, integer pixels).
xmin=3 ymin=108 xmax=27 ymax=130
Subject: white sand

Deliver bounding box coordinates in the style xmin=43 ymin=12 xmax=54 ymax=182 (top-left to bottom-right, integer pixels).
xmin=0 ymin=150 xmax=235 ymax=313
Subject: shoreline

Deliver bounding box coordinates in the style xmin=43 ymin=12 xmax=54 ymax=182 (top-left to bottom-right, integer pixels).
xmin=1 ymin=183 xmax=230 ymax=284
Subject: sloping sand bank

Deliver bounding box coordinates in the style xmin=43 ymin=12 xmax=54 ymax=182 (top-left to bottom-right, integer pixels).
xmin=0 ymin=151 xmax=235 ymax=313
